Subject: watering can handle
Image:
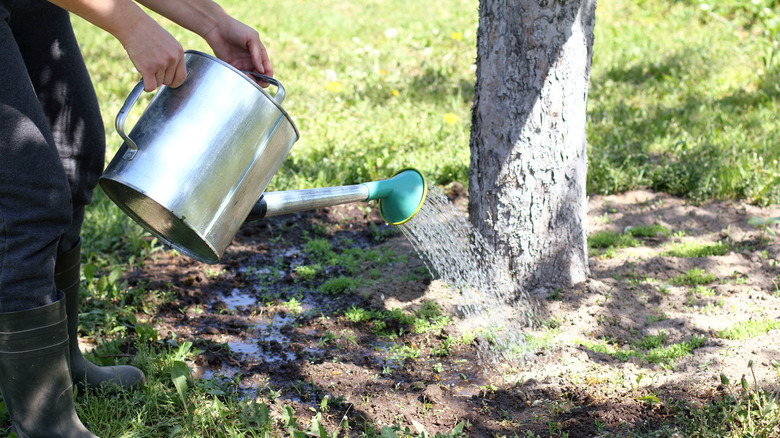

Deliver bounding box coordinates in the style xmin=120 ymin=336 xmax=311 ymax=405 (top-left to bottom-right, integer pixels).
xmin=115 ymin=80 xmax=145 ymax=161
xmin=243 ymin=72 xmax=286 ymax=104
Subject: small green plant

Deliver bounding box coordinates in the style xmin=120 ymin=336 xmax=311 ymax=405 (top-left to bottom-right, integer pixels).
xmin=748 ymin=215 xmax=780 ymax=243
xmin=625 ymin=224 xmax=671 ymax=238
xmin=632 ymin=332 xmax=668 ymax=350
xmin=281 ymin=297 xmax=303 ymax=314
xmin=692 ymin=361 xmax=780 ymax=437
xmin=578 ymin=334 xmax=706 ymax=367
xmin=717 ymin=318 xmax=780 ymax=340
xmin=588 ymin=230 xmax=639 ymax=249
xmin=344 ymin=305 xmax=376 ymax=323
xmin=318 ymin=275 xmax=358 ymax=295
xmin=644 ymin=335 xmax=706 ymax=365
xmin=304 ymin=238 xmax=333 ymax=262
xmin=293 ymin=263 xmax=322 ymax=282
xmin=664 ymin=241 xmax=730 ymax=257
xmin=671 ymin=268 xmax=717 ymax=286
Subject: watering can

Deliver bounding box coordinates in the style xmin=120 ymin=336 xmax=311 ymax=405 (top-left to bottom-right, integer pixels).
xmin=99 ymin=50 xmax=426 ymax=264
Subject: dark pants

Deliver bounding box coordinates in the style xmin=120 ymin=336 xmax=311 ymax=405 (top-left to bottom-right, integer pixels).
xmin=0 ymin=0 xmax=105 ymax=312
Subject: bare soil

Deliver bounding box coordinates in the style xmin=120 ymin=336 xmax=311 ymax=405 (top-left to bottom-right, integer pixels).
xmin=122 ymin=188 xmax=780 ymax=437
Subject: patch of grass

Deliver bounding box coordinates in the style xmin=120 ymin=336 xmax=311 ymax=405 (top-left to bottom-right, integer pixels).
xmin=344 ymin=305 xmax=378 ymax=323
xmin=717 ymin=318 xmax=780 ymax=340
xmin=664 ymin=241 xmax=730 ymax=257
xmin=631 ymin=332 xmax=668 ymax=350
xmin=292 ymin=263 xmax=322 ymax=282
xmin=344 ymin=301 xmax=452 ymax=339
xmin=409 ymin=301 xmax=451 ymax=334
xmin=318 ymin=275 xmax=358 ymax=295
xmin=303 ymin=238 xmax=333 ymax=262
xmin=670 ymin=268 xmax=717 ymax=286
xmin=588 ymin=230 xmax=640 ymax=249
xmin=625 ymin=224 xmax=671 ymax=238
xmin=73 ymin=340 xmax=295 ymax=436
xmin=674 ymin=362 xmax=780 ymax=437
xmin=644 ymin=335 xmax=706 ymax=365
xmin=577 ymin=334 xmax=707 ymax=368
xmin=588 ymin=0 xmax=780 ymax=205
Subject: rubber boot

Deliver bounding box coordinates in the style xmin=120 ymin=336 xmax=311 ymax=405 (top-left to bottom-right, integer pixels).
xmin=55 ymin=238 xmax=145 ymax=392
xmin=0 ymin=291 xmax=98 ymax=437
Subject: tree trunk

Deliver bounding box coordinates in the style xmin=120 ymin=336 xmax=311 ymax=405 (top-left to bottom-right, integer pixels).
xmin=469 ymin=0 xmax=596 ymax=293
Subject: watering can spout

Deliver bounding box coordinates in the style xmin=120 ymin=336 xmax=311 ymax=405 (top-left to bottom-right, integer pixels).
xmin=247 ymin=169 xmax=427 ymax=225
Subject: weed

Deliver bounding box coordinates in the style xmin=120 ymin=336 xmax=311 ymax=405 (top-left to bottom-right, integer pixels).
xmin=644 ymin=336 xmax=706 ymax=365
xmin=318 ymin=276 xmax=358 ymax=295
xmin=293 ymin=263 xmax=322 ymax=282
xmin=664 ymin=241 xmax=730 ymax=257
xmin=677 ymin=362 xmax=780 ymax=437
xmin=670 ymin=268 xmax=717 ymax=286
xmin=578 ymin=334 xmax=706 ymax=367
xmin=281 ymin=297 xmax=303 ymax=314
xmin=625 ymin=224 xmax=671 ymax=238
xmin=748 ymin=215 xmax=780 ymax=243
xmin=588 ymin=230 xmax=640 ymax=249
xmin=717 ymin=318 xmax=780 ymax=340
xmin=304 ymin=238 xmax=333 ymax=262
xmin=343 ymin=305 xmax=376 ymax=323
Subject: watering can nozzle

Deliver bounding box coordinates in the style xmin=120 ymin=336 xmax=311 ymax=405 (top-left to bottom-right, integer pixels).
xmin=363 ymin=168 xmax=427 ymax=225
xmin=247 ymin=168 xmax=427 ymax=224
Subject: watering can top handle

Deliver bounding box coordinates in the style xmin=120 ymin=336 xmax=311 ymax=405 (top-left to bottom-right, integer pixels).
xmin=115 ymin=80 xmax=145 ymax=161
xmin=243 ymin=72 xmax=286 ymax=104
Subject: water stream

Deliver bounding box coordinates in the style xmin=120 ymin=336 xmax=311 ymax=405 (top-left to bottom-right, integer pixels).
xmin=398 ymin=186 xmax=537 ymax=361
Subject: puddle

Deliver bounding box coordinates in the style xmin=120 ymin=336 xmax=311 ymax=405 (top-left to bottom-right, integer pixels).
xmin=198 ymin=288 xmax=313 ymax=384
xmin=227 ymin=339 xmax=261 ymax=355
xmin=223 ymin=288 xmax=256 ymax=310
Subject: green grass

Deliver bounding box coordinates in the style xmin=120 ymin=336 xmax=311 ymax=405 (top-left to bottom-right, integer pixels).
xmin=318 ymin=275 xmax=358 ymax=295
xmin=577 ymin=334 xmax=707 ymax=367
xmin=587 ymin=0 xmax=780 ymax=205
xmin=717 ymin=318 xmax=780 ymax=340
xmin=588 ymin=230 xmax=640 ymax=249
xmin=664 ymin=241 xmax=731 ymax=257
xmin=670 ymin=268 xmax=718 ymax=286
xmin=625 ymin=224 xmax=671 ymax=238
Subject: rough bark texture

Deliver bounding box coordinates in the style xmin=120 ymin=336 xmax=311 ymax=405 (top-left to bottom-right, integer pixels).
xmin=469 ymin=0 xmax=596 ymax=293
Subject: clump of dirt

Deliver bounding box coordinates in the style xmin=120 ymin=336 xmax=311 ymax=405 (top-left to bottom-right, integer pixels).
xmin=124 ymin=189 xmax=780 ymax=436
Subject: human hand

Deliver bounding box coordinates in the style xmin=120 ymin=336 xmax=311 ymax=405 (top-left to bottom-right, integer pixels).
xmin=203 ymin=16 xmax=273 ymax=85
xmin=119 ymin=16 xmax=187 ymax=92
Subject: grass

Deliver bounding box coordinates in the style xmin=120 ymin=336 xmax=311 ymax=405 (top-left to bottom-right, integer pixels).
xmin=577 ymin=333 xmax=707 ymax=368
xmin=670 ymin=268 xmax=718 ymax=286
xmin=664 ymin=241 xmax=731 ymax=257
xmin=717 ymin=318 xmax=780 ymax=340
xmin=588 ymin=0 xmax=780 ymax=205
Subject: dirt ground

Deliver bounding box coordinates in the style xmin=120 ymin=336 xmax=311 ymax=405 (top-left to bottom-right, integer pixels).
xmin=123 ymin=188 xmax=780 ymax=437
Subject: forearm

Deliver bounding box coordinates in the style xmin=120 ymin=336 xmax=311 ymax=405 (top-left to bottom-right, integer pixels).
xmin=46 ymin=0 xmax=155 ymax=42
xmin=134 ymin=0 xmax=228 ymax=38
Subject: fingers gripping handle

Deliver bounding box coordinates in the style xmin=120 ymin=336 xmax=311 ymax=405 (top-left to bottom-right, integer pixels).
xmin=244 ymin=72 xmax=286 ymax=104
xmin=115 ymin=80 xmax=145 ymax=160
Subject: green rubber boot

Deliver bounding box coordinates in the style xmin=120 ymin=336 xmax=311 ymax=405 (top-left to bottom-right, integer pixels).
xmin=55 ymin=238 xmax=145 ymax=392
xmin=0 ymin=292 xmax=98 ymax=437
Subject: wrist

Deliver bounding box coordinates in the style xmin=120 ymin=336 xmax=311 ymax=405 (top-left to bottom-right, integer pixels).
xmin=105 ymin=1 xmax=156 ymax=44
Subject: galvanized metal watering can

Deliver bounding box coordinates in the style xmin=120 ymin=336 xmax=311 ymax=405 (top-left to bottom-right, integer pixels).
xmin=99 ymin=50 xmax=426 ymax=264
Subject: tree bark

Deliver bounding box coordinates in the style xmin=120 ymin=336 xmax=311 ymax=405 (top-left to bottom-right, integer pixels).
xmin=469 ymin=0 xmax=596 ymax=293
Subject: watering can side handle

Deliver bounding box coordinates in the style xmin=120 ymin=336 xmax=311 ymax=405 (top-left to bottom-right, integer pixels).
xmin=115 ymin=80 xmax=145 ymax=160
xmin=243 ymin=72 xmax=285 ymax=104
